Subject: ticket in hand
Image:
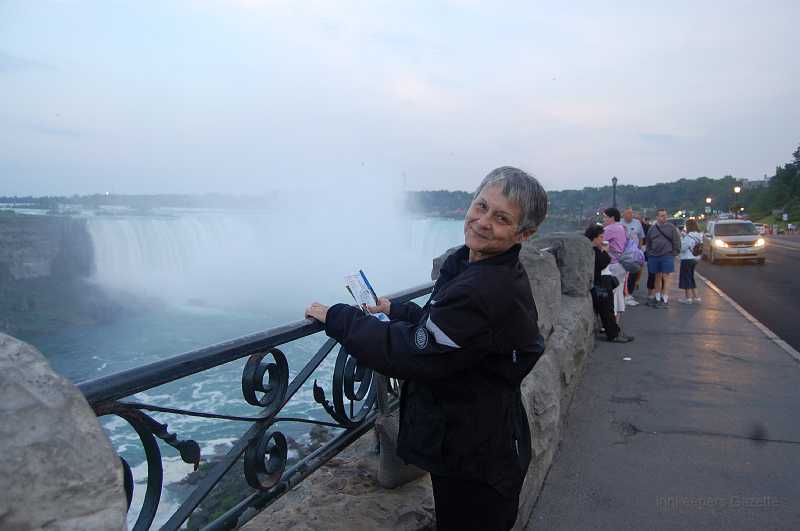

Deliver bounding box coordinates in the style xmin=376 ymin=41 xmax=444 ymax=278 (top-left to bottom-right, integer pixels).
xmin=344 ymin=270 xmax=389 ymax=321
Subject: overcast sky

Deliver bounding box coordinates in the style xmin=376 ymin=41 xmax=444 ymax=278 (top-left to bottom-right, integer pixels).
xmin=2 ymin=0 xmax=799 ymax=196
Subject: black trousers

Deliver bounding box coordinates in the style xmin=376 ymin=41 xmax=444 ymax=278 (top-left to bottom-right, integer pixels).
xmin=430 ymin=474 xmax=519 ymax=531
xmin=591 ymin=287 xmax=619 ymax=340
xmin=646 ymin=271 xmax=655 ymax=290
xmin=626 ymin=269 xmax=639 ymax=293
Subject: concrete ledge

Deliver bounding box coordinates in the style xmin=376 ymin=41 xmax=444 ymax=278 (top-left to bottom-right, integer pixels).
xmin=242 ymin=435 xmax=435 ymax=531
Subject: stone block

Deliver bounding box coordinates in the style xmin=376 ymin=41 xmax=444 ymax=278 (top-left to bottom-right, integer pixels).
xmin=0 ymin=333 xmax=127 ymax=531
xmin=549 ymin=295 xmax=595 ymax=389
xmin=513 ymin=351 xmax=562 ymax=530
xmin=528 ymin=232 xmax=594 ymax=297
xmin=430 ymin=245 xmax=461 ymax=281
xmin=519 ymin=242 xmax=561 ymax=339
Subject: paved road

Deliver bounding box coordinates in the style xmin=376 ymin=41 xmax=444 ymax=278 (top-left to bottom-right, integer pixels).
xmin=696 ymin=235 xmax=800 ymax=352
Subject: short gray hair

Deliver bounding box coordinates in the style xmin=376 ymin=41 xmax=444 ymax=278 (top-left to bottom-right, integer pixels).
xmin=473 ymin=166 xmax=548 ymax=232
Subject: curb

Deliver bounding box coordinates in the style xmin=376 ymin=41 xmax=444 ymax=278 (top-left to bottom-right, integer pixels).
xmin=696 ymin=272 xmax=800 ymax=364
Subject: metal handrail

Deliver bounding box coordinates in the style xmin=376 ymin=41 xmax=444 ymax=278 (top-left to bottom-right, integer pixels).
xmin=79 ymin=283 xmax=434 ymax=404
xmin=79 ymin=281 xmax=434 ymax=531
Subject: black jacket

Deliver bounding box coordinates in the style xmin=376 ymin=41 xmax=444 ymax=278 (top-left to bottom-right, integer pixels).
xmin=592 ymin=246 xmax=612 ymax=285
xmin=325 ymin=244 xmax=545 ymax=497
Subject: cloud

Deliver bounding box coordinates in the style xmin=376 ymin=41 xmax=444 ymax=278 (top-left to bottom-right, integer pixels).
xmin=0 ymin=51 xmax=52 ymax=73
xmin=638 ymin=132 xmax=684 ymax=146
xmin=2 ymin=1 xmax=799 ymax=194
xmin=31 ymin=124 xmax=84 ymax=139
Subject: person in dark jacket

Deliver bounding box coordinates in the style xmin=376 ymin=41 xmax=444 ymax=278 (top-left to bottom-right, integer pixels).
xmin=585 ymin=224 xmax=634 ymax=343
xmin=305 ymin=166 xmax=548 ymax=530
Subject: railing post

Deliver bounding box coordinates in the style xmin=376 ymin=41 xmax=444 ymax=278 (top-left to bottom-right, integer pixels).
xmin=374 ymin=374 xmax=425 ymax=489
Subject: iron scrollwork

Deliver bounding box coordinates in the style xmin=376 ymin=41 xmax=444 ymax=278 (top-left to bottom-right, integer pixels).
xmin=244 ymin=426 xmax=289 ymax=490
xmin=95 ymin=402 xmax=201 ymax=531
xmin=241 ymin=347 xmax=289 ymax=416
xmin=313 ymin=344 xmax=377 ymax=428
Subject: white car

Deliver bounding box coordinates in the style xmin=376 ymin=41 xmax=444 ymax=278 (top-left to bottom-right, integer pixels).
xmin=703 ymin=220 xmax=766 ymax=264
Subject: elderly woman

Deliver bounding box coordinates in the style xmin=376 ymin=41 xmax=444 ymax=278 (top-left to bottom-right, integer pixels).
xmin=305 ymin=166 xmax=547 ymax=530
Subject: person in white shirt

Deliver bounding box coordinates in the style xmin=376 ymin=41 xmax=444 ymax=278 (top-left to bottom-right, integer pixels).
xmin=678 ymin=218 xmax=703 ymax=304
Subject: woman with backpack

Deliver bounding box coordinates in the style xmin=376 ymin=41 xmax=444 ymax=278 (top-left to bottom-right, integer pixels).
xmin=678 ymin=218 xmax=704 ymax=304
xmin=601 ymin=207 xmax=628 ymax=318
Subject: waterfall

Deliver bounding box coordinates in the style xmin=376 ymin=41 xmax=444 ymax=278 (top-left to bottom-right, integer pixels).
xmin=86 ymin=210 xmax=463 ymax=312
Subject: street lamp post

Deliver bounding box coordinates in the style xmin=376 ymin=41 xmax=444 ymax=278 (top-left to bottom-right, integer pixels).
xmin=734 ymin=185 xmax=742 ymax=219
xmin=612 ymin=176 xmax=618 ymax=208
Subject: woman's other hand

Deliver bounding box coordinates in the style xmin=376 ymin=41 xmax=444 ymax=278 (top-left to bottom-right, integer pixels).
xmin=305 ymin=302 xmax=329 ymax=323
xmin=365 ymin=297 xmax=391 ymax=315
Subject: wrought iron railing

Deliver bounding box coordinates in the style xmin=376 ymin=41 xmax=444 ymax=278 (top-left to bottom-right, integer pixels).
xmin=78 ymin=282 xmax=434 ymax=531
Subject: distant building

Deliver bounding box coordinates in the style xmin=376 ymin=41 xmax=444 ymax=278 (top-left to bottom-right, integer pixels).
xmin=741 ymin=175 xmax=770 ymax=188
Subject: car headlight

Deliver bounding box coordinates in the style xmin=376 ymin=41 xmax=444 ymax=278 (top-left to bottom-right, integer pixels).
xmin=755 ymin=238 xmax=765 ymax=247
xmin=713 ymin=239 xmax=729 ymax=248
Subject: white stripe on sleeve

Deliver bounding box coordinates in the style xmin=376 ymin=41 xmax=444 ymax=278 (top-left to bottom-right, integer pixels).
xmin=425 ymin=316 xmax=460 ymax=348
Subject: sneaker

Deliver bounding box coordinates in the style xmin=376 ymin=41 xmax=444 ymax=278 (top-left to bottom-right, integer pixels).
xmin=626 ymin=298 xmax=639 ymax=307
xmin=693 ymin=297 xmax=702 ymax=304
xmin=657 ymin=300 xmax=669 ymax=309
xmin=678 ymin=298 xmax=693 ymax=304
xmin=609 ymin=334 xmax=635 ymax=343
xmin=624 ymin=295 xmax=635 ymax=303
xmin=646 ymin=298 xmax=657 ymax=307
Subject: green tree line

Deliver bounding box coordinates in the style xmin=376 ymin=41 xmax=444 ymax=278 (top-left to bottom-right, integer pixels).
xmin=407 ymin=143 xmax=800 ymax=224
xmin=744 ymin=144 xmax=800 ymax=220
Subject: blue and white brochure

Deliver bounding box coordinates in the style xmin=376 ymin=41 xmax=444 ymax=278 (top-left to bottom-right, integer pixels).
xmin=345 ymin=270 xmax=390 ymax=321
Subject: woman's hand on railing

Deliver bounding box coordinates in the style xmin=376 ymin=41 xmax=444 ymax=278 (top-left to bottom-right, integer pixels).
xmin=305 ymin=302 xmax=329 ymax=324
xmin=366 ymin=297 xmax=391 ymax=316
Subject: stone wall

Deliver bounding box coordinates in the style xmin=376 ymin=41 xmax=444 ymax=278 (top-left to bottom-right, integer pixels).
xmin=243 ymin=233 xmax=595 ymax=530
xmin=0 ymin=213 xmax=93 ymax=282
xmin=0 ymin=333 xmax=127 ymax=531
xmin=0 ymin=214 xmax=126 ymax=337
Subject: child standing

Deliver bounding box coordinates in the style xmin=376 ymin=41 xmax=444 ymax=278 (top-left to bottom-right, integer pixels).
xmin=679 ymin=218 xmax=703 ymax=304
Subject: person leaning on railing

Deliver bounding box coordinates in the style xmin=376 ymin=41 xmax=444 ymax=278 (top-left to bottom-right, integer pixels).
xmin=305 ymin=166 xmax=547 ymax=531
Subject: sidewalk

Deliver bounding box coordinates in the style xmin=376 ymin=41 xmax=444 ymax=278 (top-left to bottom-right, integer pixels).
xmin=528 ymin=276 xmax=800 ymax=530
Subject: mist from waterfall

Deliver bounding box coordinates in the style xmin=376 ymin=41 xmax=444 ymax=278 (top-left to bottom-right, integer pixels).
xmin=85 ymin=189 xmax=464 ymax=320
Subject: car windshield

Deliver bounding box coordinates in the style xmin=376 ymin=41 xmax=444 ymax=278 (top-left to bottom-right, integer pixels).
xmin=715 ymin=223 xmax=758 ymax=236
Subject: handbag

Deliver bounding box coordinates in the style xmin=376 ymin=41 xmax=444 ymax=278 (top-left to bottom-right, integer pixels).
xmin=599 ymin=274 xmax=619 ymax=291
xmin=619 ymin=238 xmax=645 ymax=273
xmin=689 ymin=235 xmax=703 ymax=257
